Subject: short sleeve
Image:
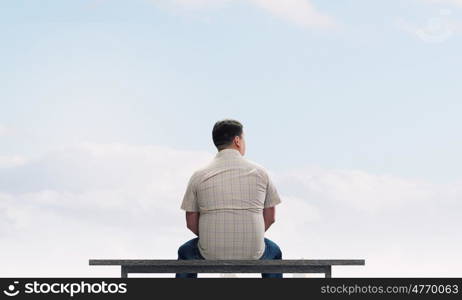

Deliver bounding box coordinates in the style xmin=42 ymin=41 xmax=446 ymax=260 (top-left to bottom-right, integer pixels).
xmin=180 ymin=173 xmax=200 ymax=212
xmin=263 ymin=172 xmax=282 ymax=208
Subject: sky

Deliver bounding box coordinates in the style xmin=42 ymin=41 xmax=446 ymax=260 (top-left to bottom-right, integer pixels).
xmin=1 ymin=0 xmax=461 ymax=277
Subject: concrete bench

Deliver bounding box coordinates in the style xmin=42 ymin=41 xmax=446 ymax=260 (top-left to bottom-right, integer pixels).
xmin=89 ymin=259 xmax=365 ymax=278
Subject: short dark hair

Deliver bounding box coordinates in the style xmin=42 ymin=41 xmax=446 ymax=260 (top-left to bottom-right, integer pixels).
xmin=212 ymin=119 xmax=243 ymax=150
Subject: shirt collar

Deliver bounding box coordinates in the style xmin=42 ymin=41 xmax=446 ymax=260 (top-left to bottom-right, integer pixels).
xmin=215 ymin=148 xmax=242 ymax=159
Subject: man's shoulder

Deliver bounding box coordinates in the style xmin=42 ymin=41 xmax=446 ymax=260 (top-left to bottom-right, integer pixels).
xmin=189 ymin=162 xmax=214 ymax=180
xmin=191 ymin=157 xmax=269 ymax=179
xmin=242 ymin=158 xmax=264 ymax=169
xmin=241 ymin=158 xmax=269 ymax=177
xmin=190 ymin=167 xmax=207 ymax=178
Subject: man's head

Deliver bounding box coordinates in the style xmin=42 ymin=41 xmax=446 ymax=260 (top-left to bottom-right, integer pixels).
xmin=212 ymin=119 xmax=246 ymax=156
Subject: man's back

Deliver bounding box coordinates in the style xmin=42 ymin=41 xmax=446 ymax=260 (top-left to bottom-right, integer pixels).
xmin=181 ymin=148 xmax=281 ymax=259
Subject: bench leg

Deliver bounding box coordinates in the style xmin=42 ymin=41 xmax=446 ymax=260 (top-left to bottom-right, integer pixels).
xmin=121 ymin=266 xmax=128 ymax=278
xmin=324 ymin=266 xmax=332 ymax=278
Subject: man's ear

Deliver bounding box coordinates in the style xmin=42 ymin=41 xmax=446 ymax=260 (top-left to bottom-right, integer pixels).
xmin=234 ymin=136 xmax=240 ymax=147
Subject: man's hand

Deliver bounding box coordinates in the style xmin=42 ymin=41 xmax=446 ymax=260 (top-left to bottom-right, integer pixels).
xmin=263 ymin=206 xmax=276 ymax=231
xmin=185 ymin=211 xmax=200 ymax=236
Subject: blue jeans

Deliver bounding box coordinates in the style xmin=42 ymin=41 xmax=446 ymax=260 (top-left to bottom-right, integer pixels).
xmin=175 ymin=237 xmax=283 ymax=278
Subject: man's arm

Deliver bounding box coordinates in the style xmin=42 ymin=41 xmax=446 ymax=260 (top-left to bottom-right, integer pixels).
xmin=263 ymin=206 xmax=276 ymax=231
xmin=186 ymin=211 xmax=200 ymax=236
xmin=181 ymin=172 xmax=200 ymax=236
xmin=263 ymin=171 xmax=281 ymax=231
xmin=262 ymin=169 xmax=281 ymax=232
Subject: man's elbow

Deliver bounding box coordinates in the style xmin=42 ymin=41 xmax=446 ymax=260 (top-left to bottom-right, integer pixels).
xmin=186 ymin=220 xmax=199 ymax=235
xmin=263 ymin=207 xmax=276 ymax=225
xmin=267 ymin=216 xmax=275 ymax=224
xmin=265 ymin=216 xmax=275 ymax=227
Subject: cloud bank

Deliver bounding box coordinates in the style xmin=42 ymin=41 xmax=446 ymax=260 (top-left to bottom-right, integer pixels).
xmin=1 ymin=142 xmax=461 ymax=277
xmin=0 ymin=124 xmax=11 ymax=137
xmin=426 ymin=0 xmax=462 ymax=6
xmin=155 ymin=0 xmax=336 ymax=29
xmin=250 ymin=0 xmax=335 ymax=29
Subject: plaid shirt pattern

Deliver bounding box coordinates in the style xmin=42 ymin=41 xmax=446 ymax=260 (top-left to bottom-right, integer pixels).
xmin=181 ymin=148 xmax=282 ymax=259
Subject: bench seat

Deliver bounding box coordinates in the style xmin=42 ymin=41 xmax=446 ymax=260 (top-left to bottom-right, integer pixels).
xmin=89 ymin=259 xmax=365 ymax=278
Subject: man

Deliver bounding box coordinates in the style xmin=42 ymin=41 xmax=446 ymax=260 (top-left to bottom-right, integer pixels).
xmin=176 ymin=119 xmax=283 ymax=278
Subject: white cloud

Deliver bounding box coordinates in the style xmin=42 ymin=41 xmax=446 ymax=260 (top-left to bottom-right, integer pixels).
xmin=154 ymin=0 xmax=336 ymax=29
xmin=425 ymin=0 xmax=462 ymax=6
xmin=171 ymin=0 xmax=231 ymax=8
xmin=0 ymin=125 xmax=26 ymax=167
xmin=395 ymin=8 xmax=461 ymax=43
xmin=0 ymin=142 xmax=461 ymax=277
xmin=0 ymin=124 xmax=22 ymax=138
xmin=275 ymin=167 xmax=440 ymax=214
xmin=270 ymin=168 xmax=462 ymax=277
xmin=0 ymin=124 xmax=9 ymax=136
xmin=0 ymin=155 xmax=28 ymax=168
xmin=156 ymin=0 xmax=231 ymax=11
xmin=0 ymin=142 xmax=213 ymax=276
xmin=250 ymin=0 xmax=335 ymax=29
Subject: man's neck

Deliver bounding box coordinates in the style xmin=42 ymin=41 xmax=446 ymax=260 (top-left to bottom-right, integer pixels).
xmin=217 ymin=148 xmax=242 ymax=156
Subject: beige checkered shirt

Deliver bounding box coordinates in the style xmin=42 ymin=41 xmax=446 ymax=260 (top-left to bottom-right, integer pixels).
xmin=180 ymin=148 xmax=282 ymax=259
